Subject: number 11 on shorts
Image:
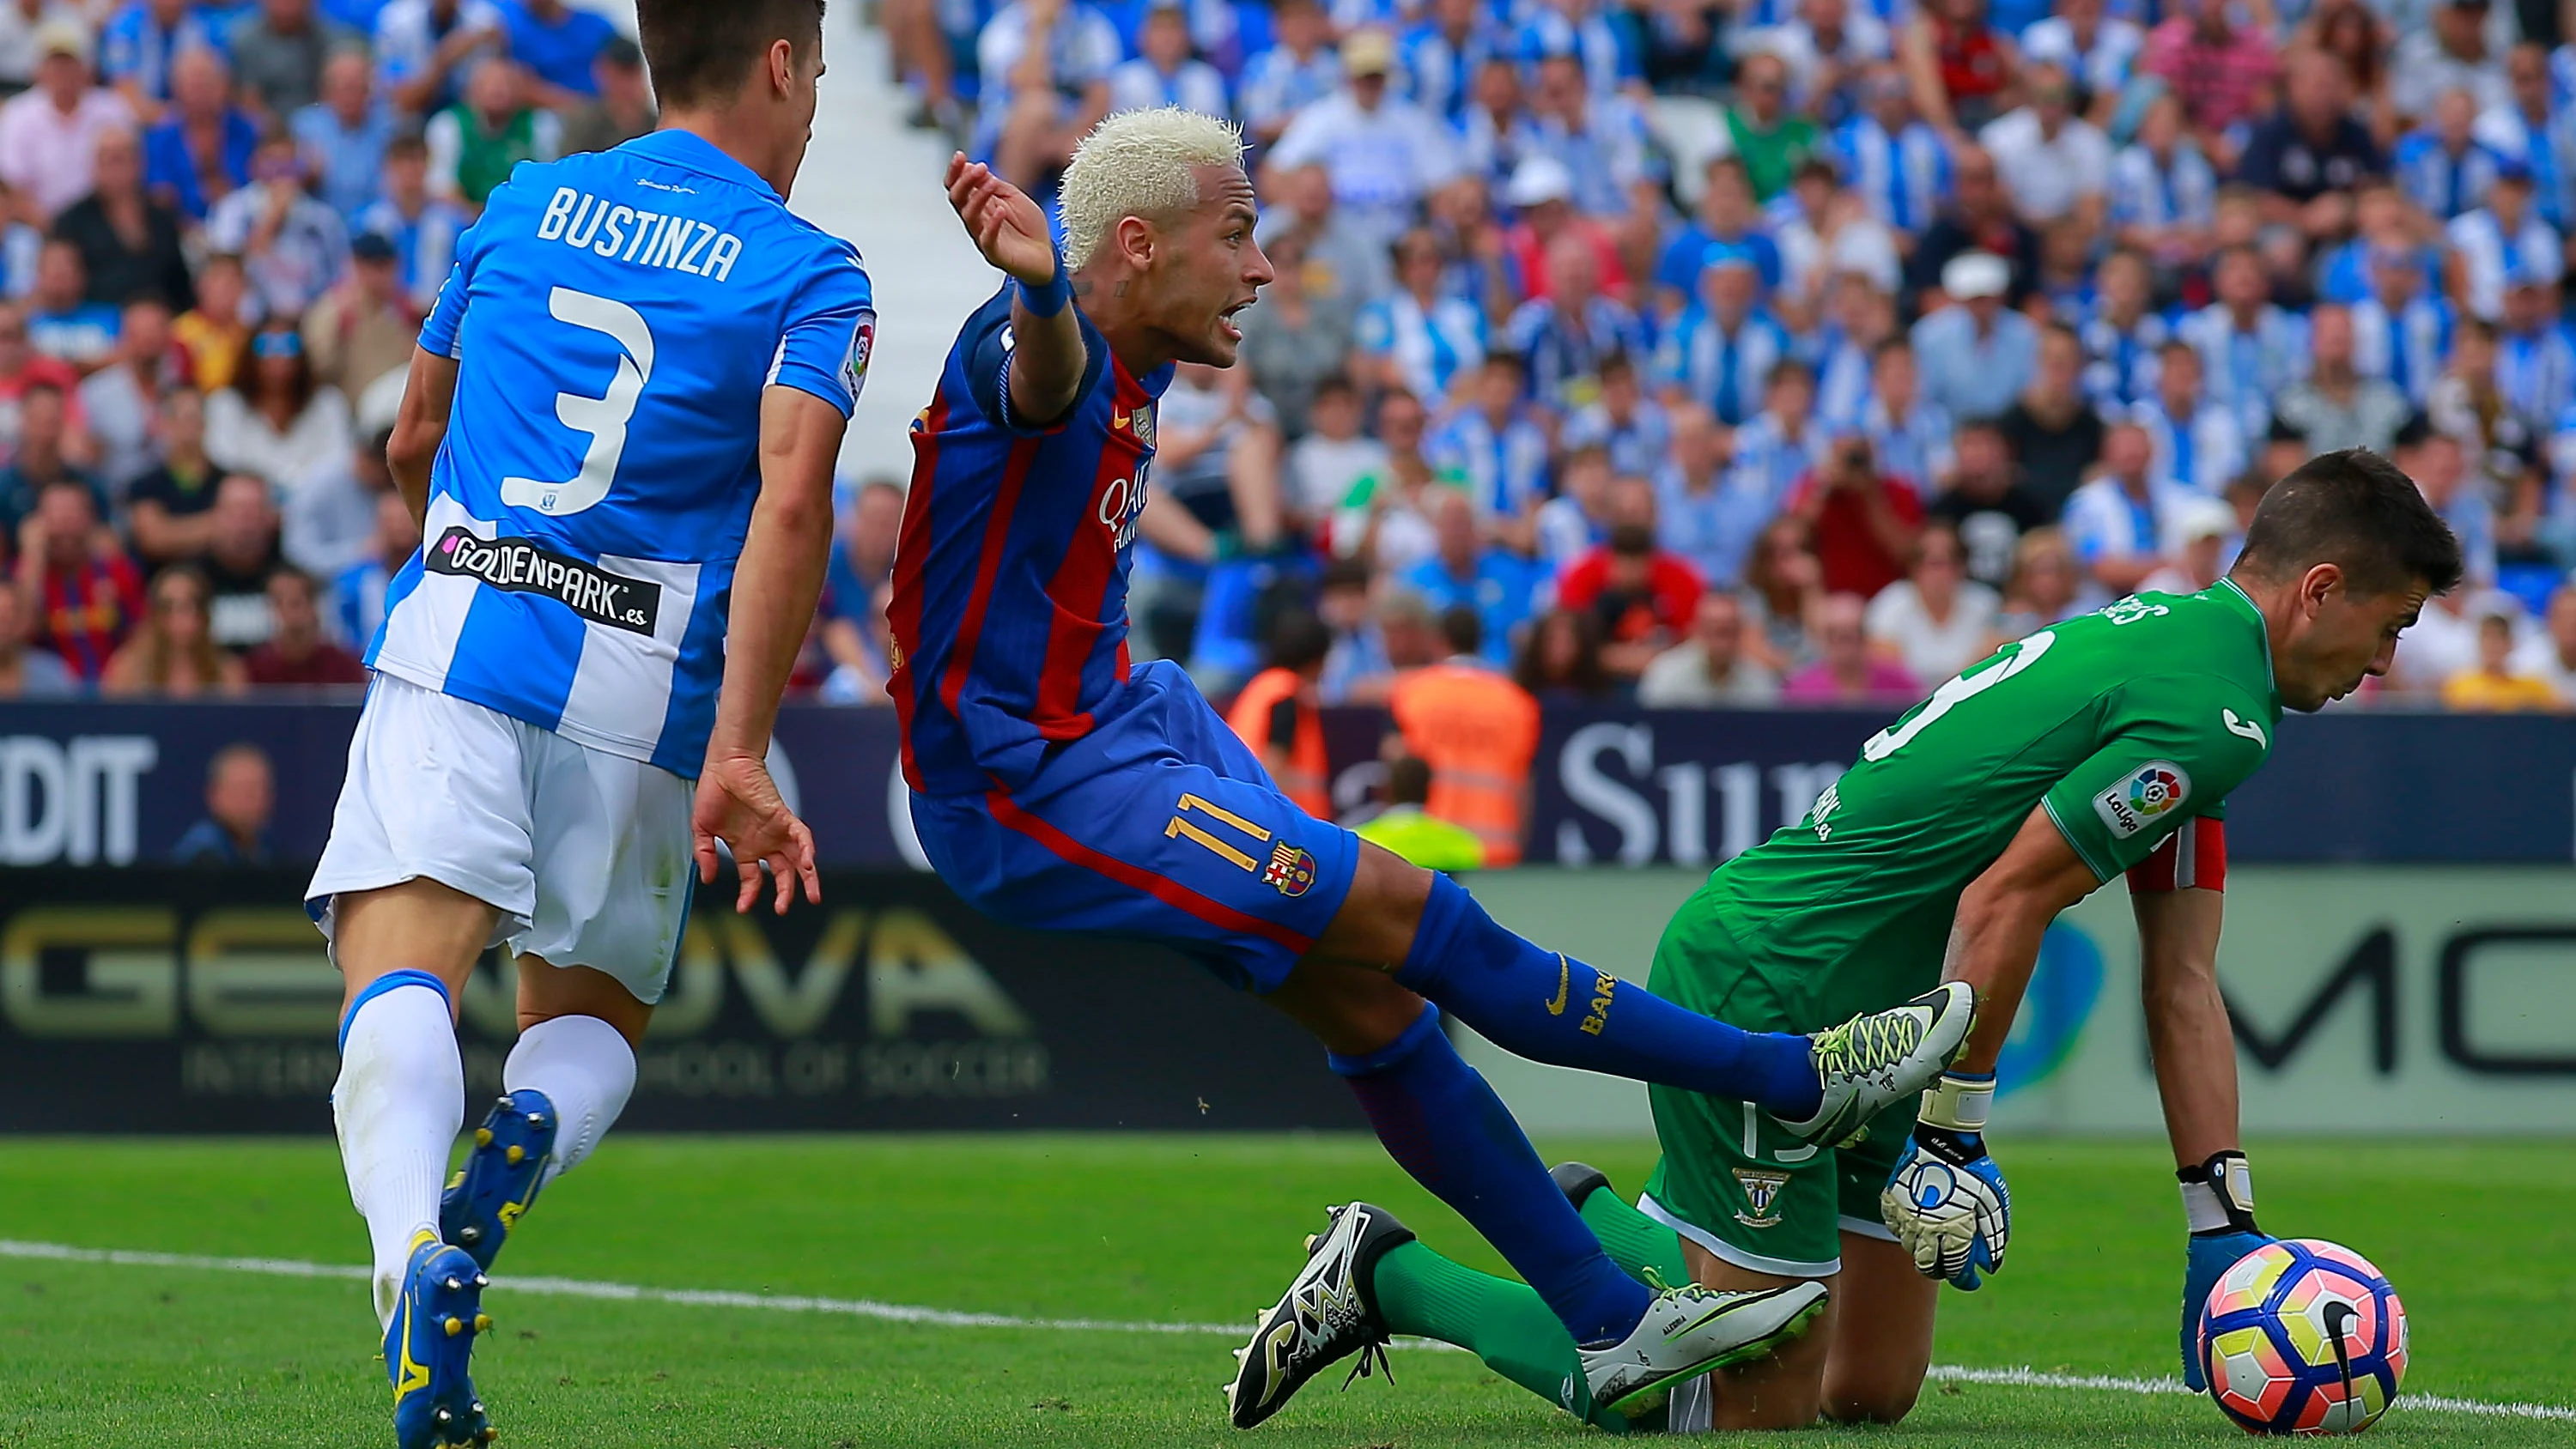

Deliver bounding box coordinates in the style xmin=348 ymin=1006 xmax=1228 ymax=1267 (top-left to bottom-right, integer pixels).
xmin=1166 ymin=793 xmax=1270 ymax=871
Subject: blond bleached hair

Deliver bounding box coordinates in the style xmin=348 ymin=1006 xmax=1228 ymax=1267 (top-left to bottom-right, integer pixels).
xmin=1059 ymin=107 xmax=1246 ymax=271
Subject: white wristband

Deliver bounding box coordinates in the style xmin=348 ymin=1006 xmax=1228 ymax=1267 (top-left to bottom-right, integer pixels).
xmin=1919 ymin=1072 xmax=1995 ymax=1133
xmin=2180 ymin=1151 xmax=2255 ymax=1233
xmin=2181 ymin=1179 xmax=2231 ymax=1233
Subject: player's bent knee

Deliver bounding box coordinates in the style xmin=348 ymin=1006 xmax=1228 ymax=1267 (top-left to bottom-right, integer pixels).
xmin=516 ymin=957 xmax=653 ymax=1049
xmin=1264 ymin=958 xmax=1428 ymax=1057
xmin=1310 ymin=843 xmax=1432 ymax=969
xmin=1820 ymin=1376 xmax=1922 ymax=1425
xmin=1709 ymin=1375 xmax=1827 ymax=1431
xmin=331 ymin=879 xmax=502 ymax=1009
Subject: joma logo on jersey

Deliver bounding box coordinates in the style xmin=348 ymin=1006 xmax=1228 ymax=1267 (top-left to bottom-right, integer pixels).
xmin=427 ymin=527 xmax=660 ymax=634
xmin=1097 ymin=470 xmax=1151 ymax=550
xmin=2093 ymin=761 xmax=2190 ymax=839
xmin=1733 ymin=1168 xmax=1790 ymax=1228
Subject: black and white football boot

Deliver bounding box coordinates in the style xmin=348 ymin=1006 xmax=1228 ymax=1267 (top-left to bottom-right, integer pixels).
xmin=1226 ymin=1202 xmax=1415 ymax=1429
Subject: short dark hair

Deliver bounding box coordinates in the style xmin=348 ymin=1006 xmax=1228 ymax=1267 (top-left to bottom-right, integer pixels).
xmin=208 ymin=740 xmax=270 ymax=786
xmin=1439 ymin=605 xmax=1482 ymax=657
xmin=1765 ymin=358 xmax=1813 ymax=390
xmin=636 ymin=0 xmax=825 ymax=109
xmin=2233 ymin=448 xmax=2464 ymax=598
xmin=1266 ymin=609 xmax=1333 ymax=673
xmin=1386 ymin=755 xmax=1432 ymax=805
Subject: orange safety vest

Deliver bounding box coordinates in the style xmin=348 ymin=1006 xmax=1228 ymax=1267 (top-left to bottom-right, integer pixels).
xmin=1388 ymin=662 xmax=1541 ymax=866
xmin=1226 ymin=667 xmax=1331 ymax=818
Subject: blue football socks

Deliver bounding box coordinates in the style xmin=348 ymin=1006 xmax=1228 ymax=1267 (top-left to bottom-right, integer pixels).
xmin=1330 ymin=1006 xmax=1652 ymax=1345
xmin=1395 ymin=874 xmax=1823 ymax=1119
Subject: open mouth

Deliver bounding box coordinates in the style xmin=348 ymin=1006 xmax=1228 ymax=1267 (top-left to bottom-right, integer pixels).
xmin=1218 ymin=300 xmax=1254 ymax=342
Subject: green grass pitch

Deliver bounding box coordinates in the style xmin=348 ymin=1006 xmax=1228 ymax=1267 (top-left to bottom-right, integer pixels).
xmin=0 ymin=1136 xmax=2567 ymax=1446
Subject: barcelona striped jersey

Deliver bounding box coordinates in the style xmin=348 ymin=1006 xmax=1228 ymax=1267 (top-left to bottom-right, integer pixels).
xmin=889 ymin=287 xmax=1176 ymax=796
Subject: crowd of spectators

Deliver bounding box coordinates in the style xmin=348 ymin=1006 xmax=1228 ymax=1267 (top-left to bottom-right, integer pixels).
xmin=0 ymin=0 xmax=653 ymax=699
xmin=14 ymin=0 xmax=2576 ymax=717
xmin=869 ymin=0 xmax=2576 ymax=712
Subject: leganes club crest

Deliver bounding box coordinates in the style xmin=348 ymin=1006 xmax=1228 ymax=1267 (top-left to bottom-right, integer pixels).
xmin=1733 ymin=1168 xmax=1791 ymax=1228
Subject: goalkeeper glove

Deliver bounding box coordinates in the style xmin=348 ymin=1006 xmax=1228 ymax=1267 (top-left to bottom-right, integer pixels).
xmin=1880 ymin=1071 xmax=2010 ymax=1290
xmin=2179 ymin=1149 xmax=2273 ymax=1392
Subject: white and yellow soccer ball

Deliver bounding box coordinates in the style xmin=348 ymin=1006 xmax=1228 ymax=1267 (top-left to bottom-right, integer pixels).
xmin=2198 ymin=1239 xmax=2409 ymax=1435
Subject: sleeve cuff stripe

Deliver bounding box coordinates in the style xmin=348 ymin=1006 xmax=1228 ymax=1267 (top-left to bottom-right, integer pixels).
xmin=2041 ymin=796 xmax=2117 ymax=884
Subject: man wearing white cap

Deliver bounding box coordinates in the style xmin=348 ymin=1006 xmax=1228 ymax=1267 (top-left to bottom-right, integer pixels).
xmin=1498 ymin=153 xmax=1629 ymax=308
xmin=1907 ymin=250 xmax=2036 ymax=421
xmin=0 ymin=21 xmax=136 ymax=221
xmin=0 ymin=0 xmax=82 ymax=93
xmin=1271 ymin=27 xmax=1459 ymax=246
xmin=2142 ymin=494 xmax=2240 ymax=595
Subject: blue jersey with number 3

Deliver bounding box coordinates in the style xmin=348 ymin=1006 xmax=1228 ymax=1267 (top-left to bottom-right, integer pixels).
xmin=370 ymin=129 xmax=875 ymax=777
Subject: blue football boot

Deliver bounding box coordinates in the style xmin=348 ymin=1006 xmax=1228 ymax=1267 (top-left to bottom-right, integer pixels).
xmin=440 ymin=1090 xmax=556 ymax=1271
xmin=385 ymin=1230 xmax=495 ymax=1448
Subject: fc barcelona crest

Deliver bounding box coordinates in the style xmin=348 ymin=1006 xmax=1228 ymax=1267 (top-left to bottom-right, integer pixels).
xmin=1733 ymin=1168 xmax=1790 ymax=1228
xmin=1262 ymin=840 xmax=1316 ymax=897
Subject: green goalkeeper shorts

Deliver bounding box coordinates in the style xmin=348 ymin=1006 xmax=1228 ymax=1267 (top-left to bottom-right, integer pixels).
xmin=1637 ymin=905 xmax=1916 ymax=1277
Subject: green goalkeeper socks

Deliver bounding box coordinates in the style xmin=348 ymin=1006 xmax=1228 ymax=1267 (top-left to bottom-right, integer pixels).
xmin=1357 ymin=1181 xmax=1702 ymax=1434
xmin=1365 ymin=1240 xmax=1634 ymax=1433
xmin=1578 ymin=1182 xmax=1692 ymax=1286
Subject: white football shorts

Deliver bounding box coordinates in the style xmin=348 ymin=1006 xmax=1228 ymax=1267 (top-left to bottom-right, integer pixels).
xmin=307 ymin=672 xmax=695 ymax=1003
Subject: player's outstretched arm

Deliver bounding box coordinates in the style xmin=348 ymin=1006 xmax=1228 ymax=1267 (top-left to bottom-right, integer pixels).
xmin=1883 ymin=809 xmax=2096 ymax=1291
xmin=2136 ymin=886 xmax=2241 ymax=1173
xmin=1941 ymin=805 xmax=2104 ymax=1076
xmin=691 ymin=385 xmax=845 ymax=916
xmin=945 ymin=152 xmax=1087 ymax=426
xmin=386 ymin=347 xmax=461 ymax=524
xmin=2136 ymin=882 xmax=2272 ymax=1389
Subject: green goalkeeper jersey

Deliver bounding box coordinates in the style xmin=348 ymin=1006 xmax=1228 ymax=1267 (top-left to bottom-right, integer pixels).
xmin=1691 ymin=579 xmax=2282 ymax=1027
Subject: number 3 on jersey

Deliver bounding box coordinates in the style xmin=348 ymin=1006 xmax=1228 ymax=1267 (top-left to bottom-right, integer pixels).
xmin=1862 ymin=629 xmax=2058 ymax=763
xmin=500 ymin=286 xmax=654 ymax=517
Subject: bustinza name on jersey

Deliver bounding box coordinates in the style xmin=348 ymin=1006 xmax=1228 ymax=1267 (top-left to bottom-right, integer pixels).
xmin=426 ymin=526 xmax=661 ymax=634
xmin=535 ymin=186 xmax=744 ymax=282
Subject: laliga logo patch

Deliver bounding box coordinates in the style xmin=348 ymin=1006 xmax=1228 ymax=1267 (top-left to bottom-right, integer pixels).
xmin=1130 ymin=402 xmax=1155 ymax=450
xmin=1261 ymin=840 xmax=1317 ymax=897
xmin=2093 ymin=760 xmax=2190 ymax=839
xmin=841 ymin=312 xmax=876 ymax=398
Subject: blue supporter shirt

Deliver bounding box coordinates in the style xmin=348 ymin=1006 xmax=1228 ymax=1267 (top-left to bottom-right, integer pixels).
xmin=370 ymin=130 xmax=875 ymax=776
xmin=1653 ymin=222 xmax=1781 ymax=299
xmin=144 ymin=111 xmax=259 ymax=222
xmin=1402 ymin=549 xmax=1541 ymax=664
xmin=290 ymin=101 xmax=399 ymax=218
xmin=355 ymin=195 xmax=471 ymax=312
xmin=501 ymin=0 xmax=616 ymax=95
xmin=100 ymin=2 xmax=223 ymax=106
xmin=888 ymin=287 xmax=1176 ymax=797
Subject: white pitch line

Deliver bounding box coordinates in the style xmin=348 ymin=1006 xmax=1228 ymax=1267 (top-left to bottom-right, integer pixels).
xmin=5 ymin=1239 xmax=2571 ymax=1423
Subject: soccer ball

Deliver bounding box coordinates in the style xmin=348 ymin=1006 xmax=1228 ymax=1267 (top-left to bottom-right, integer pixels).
xmin=2199 ymin=1239 xmax=2409 ymax=1435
